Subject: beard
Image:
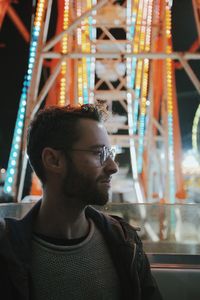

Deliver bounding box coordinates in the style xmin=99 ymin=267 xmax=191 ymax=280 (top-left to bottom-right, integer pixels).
xmin=61 ymin=159 xmax=110 ymax=207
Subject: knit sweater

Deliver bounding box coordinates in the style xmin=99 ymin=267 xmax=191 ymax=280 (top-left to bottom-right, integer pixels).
xmin=30 ymin=219 xmax=121 ymax=300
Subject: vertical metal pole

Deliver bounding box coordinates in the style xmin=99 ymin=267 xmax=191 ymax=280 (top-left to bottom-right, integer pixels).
xmin=17 ymin=0 xmax=52 ymax=202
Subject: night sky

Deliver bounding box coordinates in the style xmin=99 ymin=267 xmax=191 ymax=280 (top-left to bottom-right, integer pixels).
xmin=0 ymin=0 xmax=32 ymax=169
xmin=172 ymin=0 xmax=200 ymax=151
xmin=0 ymin=0 xmax=199 ymax=169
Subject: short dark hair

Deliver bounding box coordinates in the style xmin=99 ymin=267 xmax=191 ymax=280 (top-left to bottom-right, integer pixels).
xmin=27 ymin=104 xmax=104 ymax=183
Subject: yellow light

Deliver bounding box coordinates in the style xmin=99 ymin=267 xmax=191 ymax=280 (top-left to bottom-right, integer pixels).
xmin=58 ymin=0 xmax=70 ymax=106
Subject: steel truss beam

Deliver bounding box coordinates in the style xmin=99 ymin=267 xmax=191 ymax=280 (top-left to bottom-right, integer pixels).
xmin=16 ymin=0 xmax=200 ymax=203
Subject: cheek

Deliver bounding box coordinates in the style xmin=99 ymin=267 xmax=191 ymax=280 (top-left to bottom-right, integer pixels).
xmin=76 ymin=155 xmax=95 ymax=168
xmin=77 ymin=158 xmax=102 ymax=178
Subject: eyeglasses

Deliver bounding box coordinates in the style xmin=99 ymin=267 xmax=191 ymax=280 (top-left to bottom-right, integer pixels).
xmin=70 ymin=146 xmax=116 ymax=166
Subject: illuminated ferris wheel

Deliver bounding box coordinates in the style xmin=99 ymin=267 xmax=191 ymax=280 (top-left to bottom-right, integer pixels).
xmin=4 ymin=0 xmax=190 ymax=203
xmin=192 ymin=105 xmax=200 ymax=155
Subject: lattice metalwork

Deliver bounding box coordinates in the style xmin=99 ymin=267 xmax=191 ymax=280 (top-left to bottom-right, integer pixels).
xmin=4 ymin=0 xmax=190 ymax=204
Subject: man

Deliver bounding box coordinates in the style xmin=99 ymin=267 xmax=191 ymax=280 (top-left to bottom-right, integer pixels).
xmin=0 ymin=104 xmax=162 ymax=300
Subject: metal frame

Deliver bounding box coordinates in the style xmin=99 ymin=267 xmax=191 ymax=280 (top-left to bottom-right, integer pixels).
xmin=14 ymin=0 xmax=200 ymax=202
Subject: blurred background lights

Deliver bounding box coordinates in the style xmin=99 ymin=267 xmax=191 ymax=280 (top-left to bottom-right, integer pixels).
xmin=0 ymin=168 xmax=6 ymax=174
xmin=183 ymin=157 xmax=199 ymax=169
xmin=182 ymin=150 xmax=200 ymax=175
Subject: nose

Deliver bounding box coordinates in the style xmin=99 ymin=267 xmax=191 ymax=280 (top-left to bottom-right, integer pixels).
xmin=104 ymin=156 xmax=119 ymax=175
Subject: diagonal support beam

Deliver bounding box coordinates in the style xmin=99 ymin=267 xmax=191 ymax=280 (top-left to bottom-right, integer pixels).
xmin=192 ymin=0 xmax=200 ymax=42
xmin=178 ymin=55 xmax=200 ymax=94
xmin=7 ymin=5 xmax=30 ymax=43
xmin=43 ymin=0 xmax=111 ymax=52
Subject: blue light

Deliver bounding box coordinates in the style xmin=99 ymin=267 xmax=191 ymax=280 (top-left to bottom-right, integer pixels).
xmin=135 ymin=88 xmax=140 ymax=99
xmin=8 ymin=177 xmax=13 ymax=183
xmin=6 ymin=186 xmax=12 ymax=193
xmin=20 ymin=107 xmax=25 ymax=113
xmin=28 ymin=63 xmax=34 ymax=69
xmin=17 ymin=128 xmax=22 ymax=135
xmin=26 ymin=81 xmax=30 ymax=87
xmin=30 ymin=46 xmax=36 ymax=52
xmin=11 ymin=160 xmax=16 ymax=166
xmin=9 ymin=168 xmax=15 ymax=175
xmin=14 ymin=144 xmax=19 ymax=150
xmin=18 ymin=121 xmax=23 ymax=127
xmin=13 ymin=152 xmax=17 ymax=158
xmin=34 ymin=26 xmax=40 ymax=31
xmin=33 ymin=31 xmax=39 ymax=37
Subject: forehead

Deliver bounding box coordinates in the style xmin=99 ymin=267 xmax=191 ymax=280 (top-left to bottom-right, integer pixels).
xmin=75 ymin=118 xmax=110 ymax=147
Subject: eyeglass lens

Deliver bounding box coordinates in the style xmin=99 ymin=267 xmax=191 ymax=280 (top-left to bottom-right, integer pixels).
xmin=100 ymin=147 xmax=115 ymax=165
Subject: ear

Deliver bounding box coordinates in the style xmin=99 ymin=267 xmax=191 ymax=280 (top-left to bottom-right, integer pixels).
xmin=41 ymin=147 xmax=65 ymax=175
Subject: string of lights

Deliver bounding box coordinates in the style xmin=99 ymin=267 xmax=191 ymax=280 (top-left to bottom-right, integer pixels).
xmin=126 ymin=0 xmax=139 ymax=177
xmin=132 ymin=0 xmax=143 ymax=136
xmin=126 ymin=0 xmax=138 ymax=90
xmin=137 ymin=0 xmax=153 ymax=173
xmin=81 ymin=20 xmax=89 ymax=104
xmin=58 ymin=0 xmax=70 ymax=107
xmin=165 ymin=2 xmax=176 ymax=203
xmin=76 ymin=1 xmax=83 ymax=103
xmin=4 ymin=0 xmax=46 ymax=195
xmin=87 ymin=0 xmax=96 ymax=104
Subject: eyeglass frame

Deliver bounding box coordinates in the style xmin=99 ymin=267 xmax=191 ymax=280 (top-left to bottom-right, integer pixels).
xmin=70 ymin=146 xmax=116 ymax=166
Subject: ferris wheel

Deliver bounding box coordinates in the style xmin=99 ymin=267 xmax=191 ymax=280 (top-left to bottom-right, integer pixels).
xmin=4 ymin=0 xmax=194 ymax=204
xmin=193 ymin=104 xmax=200 ymax=156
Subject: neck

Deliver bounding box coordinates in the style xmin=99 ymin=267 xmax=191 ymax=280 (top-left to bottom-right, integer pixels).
xmin=34 ymin=192 xmax=89 ymax=240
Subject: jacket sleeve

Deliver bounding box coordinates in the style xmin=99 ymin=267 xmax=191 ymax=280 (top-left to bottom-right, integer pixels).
xmin=139 ymin=249 xmax=163 ymax=300
xmin=0 ymin=217 xmax=6 ymax=239
xmin=113 ymin=215 xmax=163 ymax=300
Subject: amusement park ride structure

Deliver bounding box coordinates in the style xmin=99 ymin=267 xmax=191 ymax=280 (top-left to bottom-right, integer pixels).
xmin=2 ymin=0 xmax=200 ymax=203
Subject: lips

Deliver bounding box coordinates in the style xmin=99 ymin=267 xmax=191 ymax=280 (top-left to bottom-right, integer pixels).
xmin=100 ymin=178 xmax=111 ymax=188
xmin=100 ymin=177 xmax=111 ymax=184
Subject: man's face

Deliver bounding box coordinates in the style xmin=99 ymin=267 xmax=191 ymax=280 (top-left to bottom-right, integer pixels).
xmin=62 ymin=118 xmax=118 ymax=206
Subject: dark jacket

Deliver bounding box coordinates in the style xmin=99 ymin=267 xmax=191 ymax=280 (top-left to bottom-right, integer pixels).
xmin=0 ymin=201 xmax=162 ymax=300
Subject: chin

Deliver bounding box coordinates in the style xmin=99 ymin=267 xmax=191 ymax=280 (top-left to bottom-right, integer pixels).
xmin=95 ymin=199 xmax=109 ymax=206
xmin=91 ymin=191 xmax=109 ymax=206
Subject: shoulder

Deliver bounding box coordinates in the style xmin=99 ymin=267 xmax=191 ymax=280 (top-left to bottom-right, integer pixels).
xmin=0 ymin=216 xmax=23 ymax=242
xmin=109 ymin=214 xmax=140 ymax=232
xmin=107 ymin=213 xmax=141 ymax=235
xmin=86 ymin=206 xmax=141 ymax=244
